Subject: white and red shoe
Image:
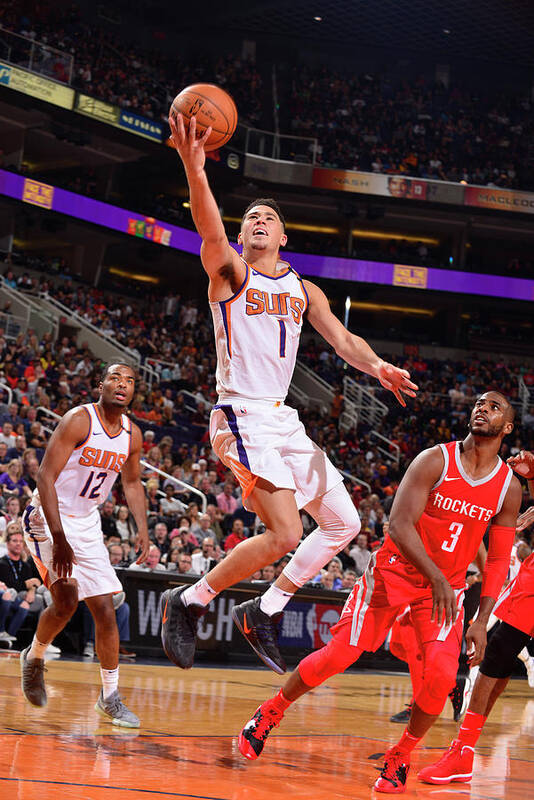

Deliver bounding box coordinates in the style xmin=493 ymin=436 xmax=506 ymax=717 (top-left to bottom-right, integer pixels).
xmin=418 ymin=739 xmax=474 ymax=784
xmin=238 ymin=699 xmax=284 ymax=760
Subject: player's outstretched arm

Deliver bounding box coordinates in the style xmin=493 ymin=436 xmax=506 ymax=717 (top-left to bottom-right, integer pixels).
xmin=36 ymin=408 xmax=89 ymax=577
xmin=304 ymin=280 xmax=418 ymax=406
xmin=168 ymin=112 xmax=243 ymax=285
xmin=388 ymin=446 xmax=458 ymax=624
xmin=120 ymin=423 xmax=150 ymax=564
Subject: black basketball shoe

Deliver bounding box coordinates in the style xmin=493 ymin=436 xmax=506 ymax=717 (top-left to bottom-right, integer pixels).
xmin=232 ymin=597 xmax=286 ymax=674
xmin=390 ymin=703 xmax=412 ymax=723
xmin=160 ymin=586 xmax=207 ymax=669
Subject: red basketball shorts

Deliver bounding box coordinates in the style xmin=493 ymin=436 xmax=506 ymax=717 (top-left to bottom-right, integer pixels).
xmin=330 ymin=557 xmax=465 ymax=652
xmin=493 ymin=552 xmax=534 ymax=637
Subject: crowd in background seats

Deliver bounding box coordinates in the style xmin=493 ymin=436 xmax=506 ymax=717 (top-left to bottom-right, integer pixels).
xmin=288 ymin=67 xmax=533 ymax=189
xmin=1 ymin=3 xmax=533 ymax=190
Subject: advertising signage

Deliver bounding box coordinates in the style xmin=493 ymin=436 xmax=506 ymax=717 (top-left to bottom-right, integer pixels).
xmin=1 ymin=169 xmax=532 ymax=303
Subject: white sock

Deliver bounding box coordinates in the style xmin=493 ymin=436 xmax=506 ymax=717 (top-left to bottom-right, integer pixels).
xmin=28 ymin=635 xmax=48 ymax=660
xmin=182 ymin=577 xmax=217 ymax=607
xmin=100 ymin=667 xmax=119 ymax=700
xmin=517 ymin=647 xmax=530 ymax=664
xmin=260 ymin=585 xmax=294 ymax=616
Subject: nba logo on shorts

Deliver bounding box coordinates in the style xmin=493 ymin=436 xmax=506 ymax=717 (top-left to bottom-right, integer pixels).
xmin=388 ymin=555 xmax=398 ymax=565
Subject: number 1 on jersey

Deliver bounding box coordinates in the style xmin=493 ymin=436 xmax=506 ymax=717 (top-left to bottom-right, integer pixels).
xmin=442 ymin=521 xmax=463 ymax=553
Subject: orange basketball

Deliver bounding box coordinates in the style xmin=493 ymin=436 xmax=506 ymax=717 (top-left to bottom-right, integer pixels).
xmin=170 ymin=83 xmax=238 ymax=151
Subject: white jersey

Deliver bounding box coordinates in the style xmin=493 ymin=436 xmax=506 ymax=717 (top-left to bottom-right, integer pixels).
xmin=54 ymin=403 xmax=132 ymax=517
xmin=209 ymin=259 xmax=309 ymax=402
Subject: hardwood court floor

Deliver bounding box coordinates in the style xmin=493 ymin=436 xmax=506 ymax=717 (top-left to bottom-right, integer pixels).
xmin=0 ymin=651 xmax=532 ymax=799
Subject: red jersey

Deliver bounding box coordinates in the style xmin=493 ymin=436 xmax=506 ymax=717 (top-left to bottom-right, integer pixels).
xmin=379 ymin=441 xmax=513 ymax=588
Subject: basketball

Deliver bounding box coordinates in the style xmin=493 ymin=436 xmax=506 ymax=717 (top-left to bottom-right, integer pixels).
xmin=170 ymin=83 xmax=238 ymax=151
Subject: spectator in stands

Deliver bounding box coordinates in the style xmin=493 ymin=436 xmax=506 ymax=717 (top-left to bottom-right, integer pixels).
xmin=165 ymin=543 xmax=184 ymax=571
xmin=159 ymin=484 xmax=184 ymax=517
xmin=7 ymin=434 xmax=27 ymax=460
xmin=0 ymin=459 xmax=31 ymax=498
xmin=191 ymin=536 xmax=218 ymax=576
xmin=195 ymin=513 xmax=216 ymax=543
xmin=128 ymin=544 xmax=166 ymax=572
xmin=261 ymin=564 xmax=275 ymax=583
xmin=216 ymin=481 xmax=238 ymax=517
xmin=0 ymin=422 xmax=16 ymax=447
xmin=100 ymin=499 xmax=118 ymax=538
xmin=22 ymin=457 xmax=40 ymax=491
xmin=0 ymin=526 xmax=42 ymax=643
xmin=175 ymin=553 xmax=194 ymax=575
xmin=115 ymin=505 xmax=135 ymax=542
xmin=349 ymin=532 xmax=371 ymax=576
xmin=224 ymin=519 xmax=247 ymax=552
xmin=108 ymin=543 xmax=127 ymax=567
xmin=206 ymin=504 xmax=225 ymax=543
xmin=0 ymin=496 xmax=22 ymax=536
xmin=152 ymin=522 xmax=170 ymax=557
xmin=341 ymin=569 xmax=357 ymax=591
xmin=146 ymin=479 xmax=161 ymax=515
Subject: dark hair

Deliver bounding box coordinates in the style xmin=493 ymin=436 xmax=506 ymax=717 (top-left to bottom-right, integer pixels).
xmin=242 ymin=198 xmax=285 ymax=229
xmin=102 ymin=362 xmax=138 ymax=381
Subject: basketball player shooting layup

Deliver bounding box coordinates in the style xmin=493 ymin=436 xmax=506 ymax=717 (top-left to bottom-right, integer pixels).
xmin=419 ymin=448 xmax=534 ymax=786
xmin=21 ymin=363 xmax=149 ymax=727
xmin=238 ymin=391 xmax=521 ymax=794
xmin=161 ymin=113 xmax=418 ymax=674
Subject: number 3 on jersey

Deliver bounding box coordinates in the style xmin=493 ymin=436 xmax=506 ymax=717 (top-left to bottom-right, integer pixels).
xmin=79 ymin=470 xmax=108 ymax=499
xmin=442 ymin=521 xmax=463 ymax=553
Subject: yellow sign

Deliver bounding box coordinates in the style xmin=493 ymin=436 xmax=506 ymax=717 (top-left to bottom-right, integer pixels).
xmin=22 ymin=178 xmax=54 ymax=210
xmin=393 ymin=265 xmax=428 ymax=289
xmin=76 ymin=93 xmax=119 ymax=125
xmin=0 ymin=62 xmax=74 ymax=109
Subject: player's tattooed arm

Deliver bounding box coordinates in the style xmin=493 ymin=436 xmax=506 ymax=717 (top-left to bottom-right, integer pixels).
xmin=303 ymin=280 xmax=418 ymax=407
xmin=388 ymin=446 xmax=458 ymax=624
xmin=120 ymin=423 xmax=150 ymax=564
xmin=36 ymin=408 xmax=89 ymax=577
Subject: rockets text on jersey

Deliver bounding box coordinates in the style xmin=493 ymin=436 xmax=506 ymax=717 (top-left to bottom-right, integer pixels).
xmin=379 ymin=440 xmax=512 ymax=588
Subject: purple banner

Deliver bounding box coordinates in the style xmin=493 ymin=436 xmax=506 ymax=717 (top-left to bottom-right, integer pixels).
xmin=1 ymin=169 xmax=532 ymax=302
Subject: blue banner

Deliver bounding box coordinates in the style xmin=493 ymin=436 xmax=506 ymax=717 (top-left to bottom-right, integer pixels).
xmin=118 ymin=109 xmax=163 ymax=142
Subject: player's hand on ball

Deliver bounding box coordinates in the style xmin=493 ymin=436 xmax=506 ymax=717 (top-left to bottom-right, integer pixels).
xmin=507 ymin=450 xmax=534 ymax=480
xmin=376 ymin=361 xmax=418 ymax=407
xmin=516 ymin=506 xmax=534 ymax=532
xmin=52 ymin=536 xmax=77 ymax=579
xmin=169 ymin=112 xmax=212 ymax=173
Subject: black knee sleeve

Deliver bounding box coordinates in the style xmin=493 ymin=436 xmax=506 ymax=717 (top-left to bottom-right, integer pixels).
xmin=480 ymin=622 xmax=532 ymax=679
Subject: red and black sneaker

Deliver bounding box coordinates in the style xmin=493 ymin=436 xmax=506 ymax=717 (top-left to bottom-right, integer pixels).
xmin=374 ymin=746 xmax=410 ymax=793
xmin=238 ymin=699 xmax=284 ymax=760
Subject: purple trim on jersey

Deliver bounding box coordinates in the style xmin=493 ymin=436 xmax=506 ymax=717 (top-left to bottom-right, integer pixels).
xmin=219 ymin=301 xmax=231 ymax=358
xmin=278 ymin=319 xmax=287 ymax=357
xmin=220 ymin=406 xmax=250 ymax=470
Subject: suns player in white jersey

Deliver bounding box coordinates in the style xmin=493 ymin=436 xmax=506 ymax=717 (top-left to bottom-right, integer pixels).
xmin=20 ymin=363 xmax=149 ymax=726
xmin=160 ymin=112 xmax=417 ymax=674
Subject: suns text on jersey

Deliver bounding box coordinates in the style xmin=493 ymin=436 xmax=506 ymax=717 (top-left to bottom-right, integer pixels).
xmin=78 ymin=447 xmax=127 ymax=473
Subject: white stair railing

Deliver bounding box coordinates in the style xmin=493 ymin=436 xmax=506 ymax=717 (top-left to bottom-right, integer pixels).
xmin=370 ymin=430 xmax=400 ymax=466
xmin=343 ymin=375 xmax=389 ymax=429
xmin=517 ymin=375 xmax=533 ymax=421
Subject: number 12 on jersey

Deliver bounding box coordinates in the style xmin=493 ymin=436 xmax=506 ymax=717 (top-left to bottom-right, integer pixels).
xmin=442 ymin=522 xmax=463 ymax=553
xmin=79 ymin=470 xmax=108 ymax=499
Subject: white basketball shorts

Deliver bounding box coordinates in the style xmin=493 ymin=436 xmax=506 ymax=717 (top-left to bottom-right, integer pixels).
xmin=22 ymin=497 xmax=122 ymax=600
xmin=210 ymin=399 xmax=342 ymax=508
